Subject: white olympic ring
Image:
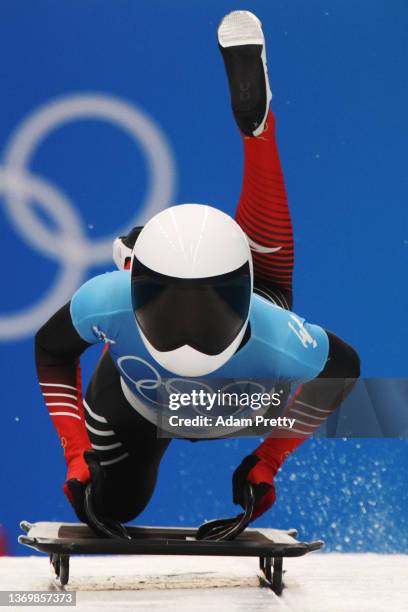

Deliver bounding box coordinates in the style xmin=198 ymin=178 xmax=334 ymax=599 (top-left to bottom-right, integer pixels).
xmin=117 ymin=354 xmax=279 ymax=420
xmin=117 ymin=354 xmax=166 ymax=408
xmin=0 ymin=93 xmax=176 ymax=340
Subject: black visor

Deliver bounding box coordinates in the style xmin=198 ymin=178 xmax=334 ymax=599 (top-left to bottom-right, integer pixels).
xmin=131 ymin=257 xmax=251 ymax=355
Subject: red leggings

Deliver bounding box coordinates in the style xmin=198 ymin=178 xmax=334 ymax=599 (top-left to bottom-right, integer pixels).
xmin=236 ymin=110 xmax=294 ymax=309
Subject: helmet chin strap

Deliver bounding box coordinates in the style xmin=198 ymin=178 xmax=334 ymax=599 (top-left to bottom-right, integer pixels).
xmin=138 ymin=324 xmax=248 ymax=377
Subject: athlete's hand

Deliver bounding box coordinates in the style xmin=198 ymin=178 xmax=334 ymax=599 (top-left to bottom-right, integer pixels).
xmin=232 ymin=453 xmax=277 ymax=521
xmin=64 ymin=450 xmax=104 ymax=523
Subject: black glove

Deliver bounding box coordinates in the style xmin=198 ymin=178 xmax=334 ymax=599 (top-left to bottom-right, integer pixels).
xmin=233 ymin=453 xmax=276 ymax=521
xmin=64 ymin=450 xmax=105 ymax=523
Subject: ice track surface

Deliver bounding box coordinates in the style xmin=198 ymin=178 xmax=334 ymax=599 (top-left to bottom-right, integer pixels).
xmin=1 ymin=552 xmax=407 ymax=611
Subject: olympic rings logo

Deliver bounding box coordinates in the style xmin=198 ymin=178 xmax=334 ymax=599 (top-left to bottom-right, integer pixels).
xmin=117 ymin=354 xmax=280 ymax=418
xmin=0 ymin=93 xmax=176 ymax=340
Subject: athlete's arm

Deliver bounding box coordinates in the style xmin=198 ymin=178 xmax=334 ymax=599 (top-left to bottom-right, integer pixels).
xmin=35 ymin=303 xmax=93 ymax=495
xmin=233 ymin=329 xmax=360 ymax=520
xmin=284 ymin=329 xmax=360 ymax=434
xmin=36 ymin=271 xmax=130 ymax=522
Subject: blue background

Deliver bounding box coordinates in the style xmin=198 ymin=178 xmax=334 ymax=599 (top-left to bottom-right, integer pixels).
xmin=0 ymin=0 xmax=407 ymax=554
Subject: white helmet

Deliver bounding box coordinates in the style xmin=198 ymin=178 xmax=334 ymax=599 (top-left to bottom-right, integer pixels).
xmin=131 ymin=204 xmax=253 ymax=376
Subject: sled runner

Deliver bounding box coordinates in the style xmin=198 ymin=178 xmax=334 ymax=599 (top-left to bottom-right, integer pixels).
xmin=18 ymin=520 xmax=323 ymax=595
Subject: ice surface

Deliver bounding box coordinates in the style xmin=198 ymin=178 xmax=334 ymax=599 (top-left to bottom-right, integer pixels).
xmin=0 ymin=551 xmax=407 ymax=611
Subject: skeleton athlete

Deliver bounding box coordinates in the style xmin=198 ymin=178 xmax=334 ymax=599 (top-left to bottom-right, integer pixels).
xmin=35 ymin=11 xmax=360 ymax=526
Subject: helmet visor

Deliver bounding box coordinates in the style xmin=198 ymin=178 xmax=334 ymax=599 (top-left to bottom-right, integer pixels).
xmin=131 ymin=258 xmax=251 ymax=356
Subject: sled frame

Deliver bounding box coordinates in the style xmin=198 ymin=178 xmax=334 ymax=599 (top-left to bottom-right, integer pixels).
xmin=19 ymin=521 xmax=324 ymax=595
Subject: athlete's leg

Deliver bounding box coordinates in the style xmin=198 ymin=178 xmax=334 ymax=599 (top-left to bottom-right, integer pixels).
xmin=218 ymin=16 xmax=360 ymax=510
xmin=236 ymin=113 xmax=294 ymax=309
xmin=84 ymin=351 xmax=171 ymax=522
xmin=218 ymin=11 xmax=294 ymax=309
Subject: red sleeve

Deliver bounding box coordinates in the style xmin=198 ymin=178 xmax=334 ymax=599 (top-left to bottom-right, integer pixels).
xmin=254 ymin=436 xmax=304 ymax=471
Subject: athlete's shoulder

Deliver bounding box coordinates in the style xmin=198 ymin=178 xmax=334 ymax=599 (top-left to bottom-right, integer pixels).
xmin=71 ymin=270 xmax=131 ymax=315
xmin=70 ymin=271 xmax=132 ymax=342
xmin=250 ymin=294 xmax=329 ymax=379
